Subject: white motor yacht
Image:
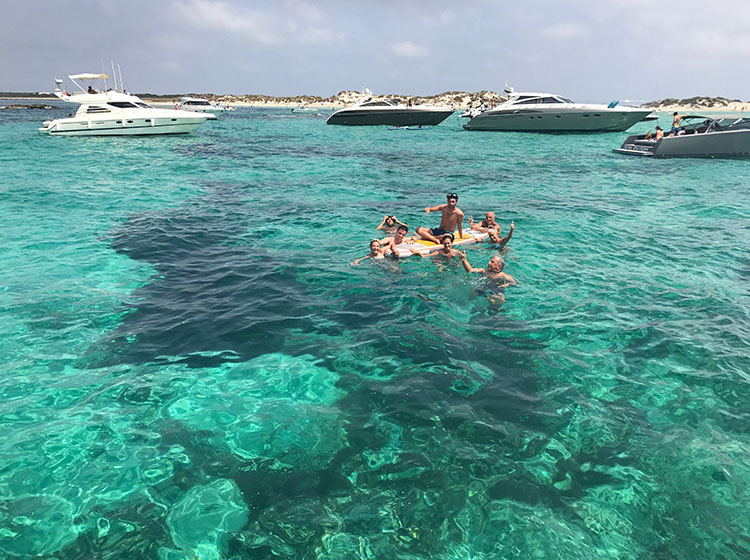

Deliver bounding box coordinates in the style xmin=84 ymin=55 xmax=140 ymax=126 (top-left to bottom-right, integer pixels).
xmin=179 ymin=96 xmax=230 ymax=115
xmin=39 ymin=74 xmax=210 ymax=136
xmin=463 ymin=89 xmax=652 ymax=132
xmin=327 ymin=91 xmax=454 ymax=126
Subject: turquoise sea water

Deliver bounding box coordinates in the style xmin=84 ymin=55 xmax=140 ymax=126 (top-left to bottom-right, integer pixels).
xmin=1 ymin=103 xmax=749 ymax=559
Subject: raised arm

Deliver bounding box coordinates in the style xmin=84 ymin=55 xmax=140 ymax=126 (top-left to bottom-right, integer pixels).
xmin=457 ymin=250 xmax=482 ymax=273
xmin=394 ymin=217 xmax=408 ymax=227
xmin=457 ymin=210 xmax=464 ymax=239
xmin=498 ymin=221 xmax=514 ymax=246
xmin=375 ymin=215 xmax=388 ymax=230
xmin=425 ymin=203 xmax=446 ymax=214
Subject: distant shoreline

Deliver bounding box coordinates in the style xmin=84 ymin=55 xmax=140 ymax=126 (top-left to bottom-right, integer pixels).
xmin=2 ymin=91 xmax=749 ymax=113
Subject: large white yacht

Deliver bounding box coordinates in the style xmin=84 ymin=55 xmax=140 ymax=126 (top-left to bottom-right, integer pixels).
xmin=39 ymin=74 xmax=210 ymax=136
xmin=463 ymin=89 xmax=652 ymax=132
xmin=327 ymin=91 xmax=454 ymax=126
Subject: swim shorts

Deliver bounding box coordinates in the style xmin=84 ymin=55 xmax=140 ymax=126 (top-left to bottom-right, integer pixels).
xmin=429 ymin=227 xmax=452 ymax=237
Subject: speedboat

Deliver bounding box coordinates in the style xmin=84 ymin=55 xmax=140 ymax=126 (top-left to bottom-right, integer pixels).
xmin=327 ymin=91 xmax=454 ymax=126
xmin=613 ymin=115 xmax=750 ymax=158
xmin=178 ymin=96 xmax=229 ymax=115
xmin=463 ymin=89 xmax=652 ymax=132
xmin=39 ymin=73 xmax=210 ymax=136
xmin=291 ymin=104 xmax=319 ymax=114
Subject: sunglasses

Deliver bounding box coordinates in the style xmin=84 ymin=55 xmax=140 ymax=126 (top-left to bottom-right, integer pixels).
xmin=446 ymin=193 xmax=458 ymax=200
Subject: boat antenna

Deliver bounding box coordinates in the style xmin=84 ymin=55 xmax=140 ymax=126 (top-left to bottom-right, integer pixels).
xmin=101 ymin=59 xmax=108 ymax=90
xmin=111 ymin=61 xmax=117 ymax=91
xmin=118 ymin=63 xmax=125 ymax=93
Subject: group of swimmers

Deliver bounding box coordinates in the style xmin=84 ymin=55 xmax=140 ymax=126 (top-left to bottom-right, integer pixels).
xmin=352 ymin=192 xmax=517 ymax=303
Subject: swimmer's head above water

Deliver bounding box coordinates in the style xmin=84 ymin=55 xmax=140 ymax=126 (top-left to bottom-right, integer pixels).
xmin=488 ymin=255 xmax=505 ymax=273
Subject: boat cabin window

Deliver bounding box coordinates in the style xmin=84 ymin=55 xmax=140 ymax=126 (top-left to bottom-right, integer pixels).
xmin=185 ymin=100 xmax=211 ymax=106
xmin=361 ymin=101 xmax=394 ymax=107
xmin=135 ymin=102 xmax=151 ymax=108
xmin=86 ymin=106 xmax=110 ymax=113
xmin=108 ymin=101 xmax=140 ymax=109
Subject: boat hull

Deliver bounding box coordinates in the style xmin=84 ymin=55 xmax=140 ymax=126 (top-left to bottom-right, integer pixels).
xmin=614 ymin=129 xmax=750 ymax=158
xmin=327 ymin=108 xmax=454 ymax=126
xmin=463 ymin=109 xmax=652 ymax=132
xmin=39 ymin=116 xmax=206 ymax=136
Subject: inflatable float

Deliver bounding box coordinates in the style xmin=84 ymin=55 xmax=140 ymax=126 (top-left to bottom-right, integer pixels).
xmin=387 ymin=230 xmax=488 ymax=258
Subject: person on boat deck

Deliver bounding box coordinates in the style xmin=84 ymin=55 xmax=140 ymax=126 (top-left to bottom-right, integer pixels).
xmin=411 ymin=233 xmax=459 ymax=258
xmin=457 ymin=251 xmax=517 ymax=304
xmin=653 ymin=126 xmax=664 ymax=141
xmin=87 ymin=85 xmax=97 ymax=94
xmin=485 ymin=221 xmax=514 ymax=248
xmin=351 ymin=239 xmax=385 ymax=266
xmin=380 ymin=225 xmax=419 ymax=255
xmin=415 ymin=193 xmax=464 ymax=245
xmin=671 ymin=112 xmax=684 ymax=135
xmin=675 ymin=127 xmax=687 ymax=136
xmin=376 ymin=214 xmax=408 ymax=235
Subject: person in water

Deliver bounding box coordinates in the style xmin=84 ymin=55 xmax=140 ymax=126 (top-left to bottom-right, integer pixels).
xmin=411 ymin=232 xmax=459 ymax=258
xmin=380 ymin=225 xmax=419 ymax=255
xmin=376 ymin=214 xmax=408 ymax=235
xmin=351 ymin=239 xmax=385 ymax=265
xmin=415 ymin=193 xmax=464 ymax=245
xmin=458 ymin=251 xmax=516 ymax=304
xmin=469 ymin=211 xmax=499 ymax=233
xmin=485 ymin=221 xmax=514 ymax=248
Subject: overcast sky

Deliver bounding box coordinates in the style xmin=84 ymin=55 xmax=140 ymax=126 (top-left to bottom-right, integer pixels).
xmin=3 ymin=0 xmax=749 ymax=102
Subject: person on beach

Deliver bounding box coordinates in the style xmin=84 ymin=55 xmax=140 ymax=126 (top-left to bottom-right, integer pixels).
xmin=380 ymin=225 xmax=419 ymax=255
xmin=457 ymin=251 xmax=517 ymax=304
xmin=351 ymin=239 xmax=385 ymax=266
xmin=411 ymin=232 xmax=459 ymax=259
xmin=671 ymin=112 xmax=683 ymax=135
xmin=376 ymin=215 xmax=408 ymax=235
xmin=415 ymin=193 xmax=464 ymax=245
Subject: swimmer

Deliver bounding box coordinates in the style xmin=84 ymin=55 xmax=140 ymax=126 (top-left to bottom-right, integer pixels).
xmin=376 ymin=214 xmax=408 ymax=235
xmin=485 ymin=220 xmax=514 ymax=248
xmin=415 ymin=193 xmax=464 ymax=245
xmin=381 ymin=225 xmax=419 ymax=255
xmin=411 ymin=232 xmax=459 ymax=258
xmin=351 ymin=239 xmax=385 ymax=266
xmin=469 ymin=211 xmax=498 ymax=233
xmin=457 ymin=251 xmax=516 ymax=304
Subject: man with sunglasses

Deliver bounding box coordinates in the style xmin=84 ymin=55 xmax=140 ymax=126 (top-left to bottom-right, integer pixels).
xmin=415 ymin=193 xmax=464 ymax=245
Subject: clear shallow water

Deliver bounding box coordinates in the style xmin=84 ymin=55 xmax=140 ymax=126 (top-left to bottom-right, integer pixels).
xmin=1 ymin=103 xmax=749 ymax=559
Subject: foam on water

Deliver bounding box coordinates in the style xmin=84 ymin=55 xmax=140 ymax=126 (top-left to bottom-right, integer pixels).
xmin=1 ymin=104 xmax=749 ymax=558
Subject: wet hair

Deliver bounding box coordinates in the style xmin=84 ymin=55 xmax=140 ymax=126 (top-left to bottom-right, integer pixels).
xmin=370 ymin=239 xmax=381 ymax=249
xmin=396 ymin=225 xmax=408 ymax=233
xmin=446 ymin=192 xmax=458 ymax=201
xmin=655 ymin=125 xmax=662 ymax=130
xmin=442 ymin=233 xmax=455 ymax=243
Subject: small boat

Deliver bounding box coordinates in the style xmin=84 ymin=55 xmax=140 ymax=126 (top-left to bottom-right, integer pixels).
xmin=39 ymin=73 xmax=210 ymax=136
xmin=613 ymin=115 xmax=750 ymax=158
xmin=463 ymin=87 xmax=652 ymax=132
xmin=327 ymin=90 xmax=454 ymax=126
xmin=291 ymin=104 xmax=319 ymax=114
xmin=387 ymin=125 xmax=426 ymax=130
xmin=178 ymin=97 xmax=229 ymax=115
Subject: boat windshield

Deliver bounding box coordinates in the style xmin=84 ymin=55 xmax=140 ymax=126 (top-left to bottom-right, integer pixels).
xmin=360 ymin=100 xmax=395 ymax=107
xmin=513 ymin=96 xmax=566 ymax=105
xmin=108 ymin=101 xmax=141 ymax=109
